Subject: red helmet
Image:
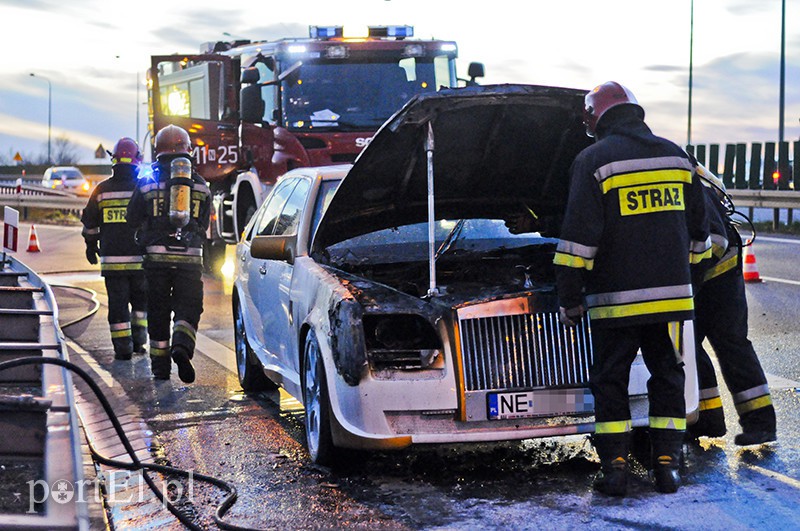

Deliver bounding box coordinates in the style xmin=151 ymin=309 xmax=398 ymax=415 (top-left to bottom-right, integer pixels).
xmin=154 ymin=124 xmax=191 ymax=158
xmin=583 ymin=81 xmax=644 ymax=137
xmin=111 ymin=137 xmax=142 ymax=166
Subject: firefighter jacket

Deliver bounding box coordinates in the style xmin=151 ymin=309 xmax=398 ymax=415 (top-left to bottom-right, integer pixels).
xmin=699 ymin=179 xmax=741 ymax=283
xmin=126 ymin=158 xmax=211 ymax=271
xmin=81 ymin=165 xmax=143 ymax=276
xmin=553 ymin=116 xmax=712 ymax=328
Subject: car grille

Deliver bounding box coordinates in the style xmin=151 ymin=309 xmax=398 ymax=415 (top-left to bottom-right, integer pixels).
xmin=459 ymin=310 xmax=593 ymax=392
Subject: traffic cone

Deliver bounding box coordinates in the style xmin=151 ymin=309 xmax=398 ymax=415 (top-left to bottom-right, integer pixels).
xmin=742 ymin=242 xmax=762 ymax=283
xmin=26 ymin=225 xmax=41 ymax=253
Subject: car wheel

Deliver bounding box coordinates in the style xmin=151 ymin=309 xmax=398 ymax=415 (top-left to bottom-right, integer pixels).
xmin=233 ymin=298 xmax=276 ymax=392
xmin=303 ymin=331 xmax=336 ymax=465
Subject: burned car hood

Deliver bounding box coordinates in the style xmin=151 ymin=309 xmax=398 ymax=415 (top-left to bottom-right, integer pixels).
xmin=313 ymin=83 xmax=591 ymax=251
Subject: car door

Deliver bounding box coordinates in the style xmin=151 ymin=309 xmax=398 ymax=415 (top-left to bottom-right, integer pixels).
xmin=259 ymin=177 xmax=311 ymax=372
xmin=241 ymin=178 xmax=298 ymax=356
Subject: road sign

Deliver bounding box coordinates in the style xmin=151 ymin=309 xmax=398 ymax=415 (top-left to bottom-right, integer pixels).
xmin=13 ymin=152 xmax=22 ymax=163
xmin=3 ymin=206 xmax=19 ymax=253
xmin=95 ymin=144 xmax=106 ymax=159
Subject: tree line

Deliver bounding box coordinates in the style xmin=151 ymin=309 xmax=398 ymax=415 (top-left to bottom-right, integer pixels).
xmin=0 ymin=136 xmax=82 ymax=165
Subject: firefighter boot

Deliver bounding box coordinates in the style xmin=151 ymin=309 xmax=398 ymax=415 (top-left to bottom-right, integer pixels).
xmin=112 ymin=336 xmax=134 ymax=361
xmin=171 ymin=345 xmax=196 ymax=384
xmin=687 ymin=406 xmax=726 ymax=441
xmin=651 ymin=430 xmax=684 ymax=494
xmin=151 ymin=354 xmax=171 ymax=380
xmin=592 ymin=433 xmax=630 ymax=497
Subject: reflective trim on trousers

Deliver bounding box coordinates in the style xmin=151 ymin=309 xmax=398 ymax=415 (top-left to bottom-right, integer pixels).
xmin=649 ymin=416 xmax=687 ymax=430
xmin=735 ymin=394 xmax=773 ymax=415
xmin=595 ymin=420 xmax=632 ymax=434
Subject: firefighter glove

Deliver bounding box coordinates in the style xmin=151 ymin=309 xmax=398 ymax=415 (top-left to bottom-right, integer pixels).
xmin=559 ymin=305 xmax=584 ymax=327
xmin=85 ymin=242 xmax=99 ymax=265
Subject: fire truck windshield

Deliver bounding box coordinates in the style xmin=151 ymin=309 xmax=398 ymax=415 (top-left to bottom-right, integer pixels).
xmin=281 ymin=56 xmax=454 ymax=131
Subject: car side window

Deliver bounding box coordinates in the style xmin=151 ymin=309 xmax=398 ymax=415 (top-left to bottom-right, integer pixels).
xmin=253 ymin=179 xmax=298 ymax=237
xmin=273 ymin=179 xmax=310 ymax=236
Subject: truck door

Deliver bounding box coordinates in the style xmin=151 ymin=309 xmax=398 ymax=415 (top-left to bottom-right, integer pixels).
xmin=150 ymin=54 xmax=241 ymax=182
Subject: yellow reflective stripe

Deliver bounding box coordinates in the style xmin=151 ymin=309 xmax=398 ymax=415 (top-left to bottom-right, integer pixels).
xmin=595 ymin=420 xmax=632 ymax=434
xmin=98 ymin=198 xmax=131 ymax=208
xmin=110 ymin=329 xmax=132 ymax=339
xmin=553 ymin=252 xmax=594 ymax=271
xmin=173 ymin=321 xmax=197 ymax=341
xmin=649 ymin=416 xmax=687 ymax=430
xmin=690 ymin=247 xmax=713 ymax=264
xmin=600 ymin=169 xmax=692 ymax=194
xmin=667 ymin=321 xmax=683 ymax=357
xmin=132 ymin=317 xmax=148 ymax=327
xmin=699 ymin=397 xmax=723 ymax=411
xmin=735 ymin=394 xmax=773 ymax=415
xmin=704 ymin=254 xmax=738 ymax=282
xmin=150 ymin=347 xmax=170 ymax=357
xmin=145 ymin=255 xmax=203 ymax=265
xmin=101 ymin=263 xmax=144 ymax=271
xmin=589 ymin=297 xmax=694 ymax=320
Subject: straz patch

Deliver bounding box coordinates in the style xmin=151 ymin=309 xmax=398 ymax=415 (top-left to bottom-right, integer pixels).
xmin=102 ymin=207 xmax=128 ymax=223
xmin=619 ymin=183 xmax=684 ymax=216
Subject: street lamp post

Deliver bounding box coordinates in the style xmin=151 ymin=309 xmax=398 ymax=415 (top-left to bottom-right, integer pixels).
xmin=29 ymin=73 xmax=52 ymax=165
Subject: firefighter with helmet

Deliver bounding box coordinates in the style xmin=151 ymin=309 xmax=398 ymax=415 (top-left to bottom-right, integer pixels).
xmin=553 ymin=81 xmax=711 ymax=496
xmin=127 ymin=125 xmax=211 ymax=382
xmin=81 ymin=137 xmax=148 ymax=360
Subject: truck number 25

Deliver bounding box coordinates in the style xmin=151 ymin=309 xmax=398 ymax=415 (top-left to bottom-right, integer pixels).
xmin=192 ymin=145 xmax=238 ymax=166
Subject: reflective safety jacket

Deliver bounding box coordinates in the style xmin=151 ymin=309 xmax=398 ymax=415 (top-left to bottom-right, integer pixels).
xmin=554 ymin=117 xmax=711 ymax=328
xmin=81 ymin=165 xmax=143 ymax=276
xmin=126 ymin=158 xmax=211 ymax=271
xmin=699 ymin=178 xmax=741 ymax=283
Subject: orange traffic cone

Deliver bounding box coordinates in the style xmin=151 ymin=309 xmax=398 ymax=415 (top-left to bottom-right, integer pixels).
xmin=26 ymin=225 xmax=41 ymax=253
xmin=742 ymin=242 xmax=762 ymax=283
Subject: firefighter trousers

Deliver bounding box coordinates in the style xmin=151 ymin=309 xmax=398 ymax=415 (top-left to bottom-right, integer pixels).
xmin=145 ymin=267 xmax=204 ymax=360
xmin=105 ymin=272 xmax=148 ymax=356
xmin=695 ymin=270 xmax=776 ymax=433
xmin=591 ymin=323 xmax=686 ymax=430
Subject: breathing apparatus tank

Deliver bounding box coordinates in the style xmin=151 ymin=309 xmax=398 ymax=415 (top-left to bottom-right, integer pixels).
xmin=168 ymin=157 xmax=193 ymax=233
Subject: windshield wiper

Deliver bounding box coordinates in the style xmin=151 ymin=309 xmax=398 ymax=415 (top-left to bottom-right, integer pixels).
xmin=434 ymin=219 xmax=466 ymax=261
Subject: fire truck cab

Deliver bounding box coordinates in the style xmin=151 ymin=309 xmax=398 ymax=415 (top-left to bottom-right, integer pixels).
xmin=148 ymin=25 xmax=484 ymax=269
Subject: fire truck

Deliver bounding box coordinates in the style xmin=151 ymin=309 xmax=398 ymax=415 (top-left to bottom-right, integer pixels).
xmin=147 ymin=25 xmax=484 ymax=271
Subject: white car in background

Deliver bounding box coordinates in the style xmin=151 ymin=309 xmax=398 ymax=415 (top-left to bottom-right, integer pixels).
xmin=41 ymin=166 xmax=91 ymax=196
xmin=232 ymin=84 xmax=699 ymax=465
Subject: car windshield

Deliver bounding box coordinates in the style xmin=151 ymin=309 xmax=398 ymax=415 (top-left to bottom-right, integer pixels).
xmin=281 ymin=56 xmax=453 ymax=131
xmin=324 ymin=219 xmax=557 ymax=268
xmin=53 ymin=169 xmax=83 ymax=180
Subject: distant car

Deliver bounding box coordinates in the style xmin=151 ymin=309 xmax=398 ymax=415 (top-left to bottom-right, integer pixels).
xmin=41 ymin=166 xmax=91 ymax=196
xmin=232 ymin=84 xmax=699 ymax=464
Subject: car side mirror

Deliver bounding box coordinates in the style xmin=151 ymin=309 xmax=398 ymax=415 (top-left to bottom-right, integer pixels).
xmin=250 ymin=234 xmax=296 ymax=264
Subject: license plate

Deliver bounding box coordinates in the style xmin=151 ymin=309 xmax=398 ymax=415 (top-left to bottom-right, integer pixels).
xmin=487 ymin=388 xmax=594 ymax=420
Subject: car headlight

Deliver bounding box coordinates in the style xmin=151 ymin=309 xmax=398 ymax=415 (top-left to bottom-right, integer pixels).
xmin=363 ymin=314 xmax=443 ymax=371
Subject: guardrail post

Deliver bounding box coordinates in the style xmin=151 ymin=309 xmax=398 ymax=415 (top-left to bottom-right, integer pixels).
xmin=735 ymin=143 xmax=747 ymax=189
xmin=794 ymin=140 xmax=800 ymax=191
xmin=723 ymin=144 xmax=736 ymax=189
xmin=709 ymin=144 xmax=720 ymax=176
xmin=764 ymin=142 xmax=776 ymax=190
xmin=749 ymin=143 xmax=762 ymax=190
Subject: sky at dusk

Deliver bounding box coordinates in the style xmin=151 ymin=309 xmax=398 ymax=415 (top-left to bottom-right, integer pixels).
xmin=0 ymin=0 xmax=798 ymax=163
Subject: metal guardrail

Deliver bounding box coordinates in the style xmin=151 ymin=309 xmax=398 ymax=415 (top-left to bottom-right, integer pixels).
xmin=0 ymin=184 xmax=87 ymax=212
xmin=0 ymin=255 xmax=89 ymax=530
xmin=728 ymin=189 xmax=800 ymax=210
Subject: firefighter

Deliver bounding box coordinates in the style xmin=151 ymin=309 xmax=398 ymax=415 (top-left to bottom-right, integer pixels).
xmin=554 ymin=82 xmax=711 ymax=496
xmin=81 ymin=137 xmax=148 ymax=360
xmin=689 ymin=167 xmax=777 ymax=446
xmin=126 ymin=125 xmax=211 ymax=383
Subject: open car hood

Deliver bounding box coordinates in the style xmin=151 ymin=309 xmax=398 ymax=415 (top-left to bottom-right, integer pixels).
xmin=313 ymin=84 xmax=592 ymax=251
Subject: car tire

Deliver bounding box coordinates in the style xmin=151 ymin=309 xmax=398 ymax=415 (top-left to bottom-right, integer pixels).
xmin=233 ymin=298 xmax=276 ymax=392
xmin=303 ymin=330 xmax=337 ymax=465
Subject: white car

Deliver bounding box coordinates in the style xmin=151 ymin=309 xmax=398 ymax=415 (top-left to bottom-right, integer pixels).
xmin=41 ymin=166 xmax=91 ymax=196
xmin=232 ymin=84 xmax=699 ymax=464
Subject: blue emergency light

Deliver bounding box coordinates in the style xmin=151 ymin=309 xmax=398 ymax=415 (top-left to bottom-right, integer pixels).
xmin=309 ymin=26 xmax=343 ymax=39
xmin=368 ymin=26 xmax=414 ymax=38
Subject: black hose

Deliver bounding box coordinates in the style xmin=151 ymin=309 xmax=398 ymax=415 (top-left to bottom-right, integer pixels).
xmin=0 ymin=356 xmax=265 ymax=531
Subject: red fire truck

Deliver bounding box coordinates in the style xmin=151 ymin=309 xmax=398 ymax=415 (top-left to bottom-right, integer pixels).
xmin=147 ymin=25 xmax=484 ymax=271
